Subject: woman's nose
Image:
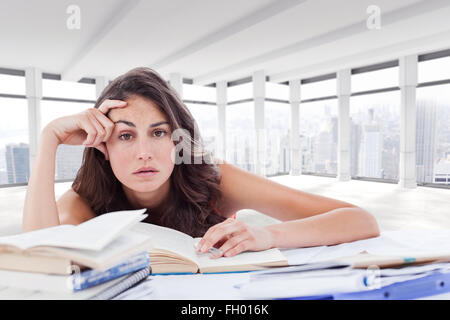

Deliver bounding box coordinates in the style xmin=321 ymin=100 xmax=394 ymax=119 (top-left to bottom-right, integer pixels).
xmin=136 ymin=138 xmax=154 ymax=160
xmin=138 ymin=152 xmax=152 ymax=160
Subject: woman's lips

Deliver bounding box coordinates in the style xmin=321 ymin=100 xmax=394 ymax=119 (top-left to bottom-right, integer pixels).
xmin=133 ymin=171 xmax=158 ymax=177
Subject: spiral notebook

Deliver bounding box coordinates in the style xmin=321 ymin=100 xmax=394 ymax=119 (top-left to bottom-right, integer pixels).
xmin=89 ymin=266 xmax=151 ymax=300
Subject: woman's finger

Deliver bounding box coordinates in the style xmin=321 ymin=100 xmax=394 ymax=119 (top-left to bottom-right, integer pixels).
xmin=98 ymin=99 xmax=127 ymax=114
xmin=210 ymin=233 xmax=249 ymax=259
xmin=84 ymin=110 xmax=106 ymax=147
xmin=222 ymin=240 xmax=251 ymax=257
xmin=196 ymin=218 xmax=234 ymax=251
xmin=199 ymin=220 xmax=244 ymax=253
xmin=78 ymin=113 xmax=98 ymax=146
xmin=197 ymin=218 xmax=234 ymax=251
xmin=95 ymin=143 xmax=109 ymax=161
xmin=90 ymin=108 xmax=116 ymax=142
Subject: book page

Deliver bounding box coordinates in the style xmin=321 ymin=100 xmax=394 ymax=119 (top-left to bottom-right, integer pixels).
xmin=130 ymin=223 xmax=198 ymax=264
xmin=0 ymin=225 xmax=74 ymax=250
xmin=0 ymin=209 xmax=147 ymax=251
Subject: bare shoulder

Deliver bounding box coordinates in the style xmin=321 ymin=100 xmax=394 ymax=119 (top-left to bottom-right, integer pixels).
xmin=213 ymin=159 xmax=357 ymax=221
xmin=56 ymin=188 xmax=96 ymax=225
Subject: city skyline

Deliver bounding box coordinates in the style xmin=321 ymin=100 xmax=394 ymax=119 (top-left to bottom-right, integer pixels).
xmin=1 ymin=90 xmax=449 ymax=186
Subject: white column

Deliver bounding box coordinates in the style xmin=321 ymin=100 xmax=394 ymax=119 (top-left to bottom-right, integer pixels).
xmin=216 ymin=81 xmax=227 ymax=163
xmin=95 ymin=76 xmax=109 ymax=99
xmin=337 ymin=69 xmax=351 ymax=181
xmin=169 ymin=73 xmax=183 ymax=99
xmin=253 ymin=70 xmax=265 ymax=176
xmin=289 ymin=79 xmax=301 ymax=176
xmin=25 ymin=68 xmax=43 ymax=171
xmin=398 ymin=55 xmax=418 ymax=189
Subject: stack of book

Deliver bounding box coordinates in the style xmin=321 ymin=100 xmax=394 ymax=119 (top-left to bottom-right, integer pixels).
xmin=0 ymin=208 xmax=152 ymax=299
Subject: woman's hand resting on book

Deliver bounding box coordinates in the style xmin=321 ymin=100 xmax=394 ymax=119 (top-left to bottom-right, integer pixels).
xmin=196 ymin=218 xmax=275 ymax=258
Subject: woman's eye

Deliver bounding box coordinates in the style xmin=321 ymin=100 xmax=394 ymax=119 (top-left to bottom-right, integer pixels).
xmin=153 ymin=130 xmax=167 ymax=138
xmin=119 ymin=133 xmax=132 ymax=141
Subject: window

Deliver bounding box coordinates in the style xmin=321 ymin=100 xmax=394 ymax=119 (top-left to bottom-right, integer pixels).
xmin=265 ymin=101 xmax=290 ymax=176
xmin=185 ymin=103 xmax=218 ymax=157
xmin=418 ymin=56 xmax=450 ymax=84
xmin=42 ymin=79 xmax=96 ymax=101
xmin=351 ymin=67 xmax=399 ymax=93
xmin=226 ymin=102 xmax=255 ymax=172
xmin=301 ymin=78 xmax=336 ymax=100
xmin=416 ymin=84 xmax=450 ymax=185
xmin=299 ymin=99 xmax=338 ymax=176
xmin=266 ymin=82 xmax=289 ymax=101
xmin=0 ymin=74 xmax=26 ymax=95
xmin=182 ymin=84 xmax=215 ymax=103
xmin=228 ymin=83 xmax=253 ymax=103
xmin=0 ymin=98 xmax=29 ymax=185
xmin=350 ymin=91 xmax=400 ymax=180
xmin=41 ymin=100 xmax=92 ymax=181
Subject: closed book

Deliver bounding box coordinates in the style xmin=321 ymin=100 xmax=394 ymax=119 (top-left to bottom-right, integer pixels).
xmin=0 ymin=251 xmax=150 ymax=293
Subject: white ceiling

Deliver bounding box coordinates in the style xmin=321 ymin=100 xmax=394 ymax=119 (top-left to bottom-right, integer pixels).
xmin=1 ymin=0 xmax=449 ymax=84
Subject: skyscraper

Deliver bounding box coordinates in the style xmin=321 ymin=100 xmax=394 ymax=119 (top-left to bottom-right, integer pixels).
xmin=416 ymin=99 xmax=438 ymax=183
xmin=5 ymin=143 xmax=29 ymax=184
xmin=360 ymin=109 xmax=382 ymax=178
xmin=55 ymin=144 xmax=84 ymax=180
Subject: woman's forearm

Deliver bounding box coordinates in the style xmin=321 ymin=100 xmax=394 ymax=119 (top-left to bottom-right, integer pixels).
xmin=265 ymin=207 xmax=380 ymax=249
xmin=22 ymin=128 xmax=61 ymax=232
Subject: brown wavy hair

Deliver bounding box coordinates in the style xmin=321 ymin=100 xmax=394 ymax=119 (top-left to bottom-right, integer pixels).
xmin=72 ymin=67 xmax=226 ymax=237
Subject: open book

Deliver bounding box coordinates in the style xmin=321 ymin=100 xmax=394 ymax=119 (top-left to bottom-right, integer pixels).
xmin=130 ymin=222 xmax=289 ymax=274
xmin=0 ymin=209 xmax=151 ymax=274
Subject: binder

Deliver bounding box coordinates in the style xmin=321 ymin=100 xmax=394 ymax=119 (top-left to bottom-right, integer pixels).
xmin=279 ymin=271 xmax=450 ymax=300
xmin=333 ymin=271 xmax=450 ymax=300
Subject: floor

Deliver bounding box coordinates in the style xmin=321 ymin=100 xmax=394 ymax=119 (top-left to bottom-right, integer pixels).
xmin=0 ymin=174 xmax=449 ymax=236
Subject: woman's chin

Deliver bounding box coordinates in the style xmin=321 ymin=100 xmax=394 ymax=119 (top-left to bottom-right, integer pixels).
xmin=121 ymin=178 xmax=160 ymax=192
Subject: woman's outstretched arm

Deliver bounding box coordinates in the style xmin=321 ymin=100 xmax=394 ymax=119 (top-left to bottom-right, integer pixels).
xmin=22 ymin=100 xmax=127 ymax=232
xmin=197 ymin=161 xmax=380 ymax=256
xmin=22 ymin=128 xmax=61 ymax=232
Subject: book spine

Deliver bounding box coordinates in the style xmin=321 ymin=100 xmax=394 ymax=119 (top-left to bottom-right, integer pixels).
xmin=72 ymin=252 xmax=150 ymax=291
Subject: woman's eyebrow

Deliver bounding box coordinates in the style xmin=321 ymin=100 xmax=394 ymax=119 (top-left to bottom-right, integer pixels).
xmin=113 ymin=120 xmax=169 ymax=128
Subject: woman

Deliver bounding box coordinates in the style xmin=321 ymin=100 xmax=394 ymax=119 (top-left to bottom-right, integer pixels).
xmin=22 ymin=67 xmax=380 ymax=258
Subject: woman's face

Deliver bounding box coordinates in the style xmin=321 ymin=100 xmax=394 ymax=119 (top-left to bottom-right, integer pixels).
xmin=106 ymin=95 xmax=175 ymax=194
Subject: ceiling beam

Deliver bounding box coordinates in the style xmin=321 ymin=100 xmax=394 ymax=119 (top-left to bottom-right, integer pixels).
xmin=270 ymin=28 xmax=450 ymax=83
xmin=61 ymin=0 xmax=141 ymax=82
xmin=150 ymin=0 xmax=306 ymax=70
xmin=193 ymin=0 xmax=450 ymax=85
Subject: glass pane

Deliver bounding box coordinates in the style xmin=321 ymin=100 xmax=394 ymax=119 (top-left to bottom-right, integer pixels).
xmin=182 ymin=84 xmax=216 ymax=103
xmin=351 ymin=67 xmax=399 ymax=93
xmin=301 ymin=78 xmax=336 ymax=100
xmin=0 ymin=74 xmax=26 ymax=95
xmin=41 ymin=101 xmax=92 ymax=181
xmin=42 ymin=79 xmax=96 ymax=101
xmin=299 ymin=99 xmax=338 ymax=175
xmin=226 ymin=102 xmax=255 ymax=172
xmin=416 ymin=84 xmax=450 ymax=185
xmin=185 ymin=103 xmax=218 ymax=157
xmin=265 ymin=101 xmax=290 ymax=175
xmin=228 ymin=83 xmax=253 ymax=102
xmin=0 ymin=98 xmax=29 ymax=185
xmin=350 ymin=91 xmax=400 ymax=180
xmin=418 ymin=56 xmax=450 ymax=84
xmin=266 ymin=82 xmax=289 ymax=101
